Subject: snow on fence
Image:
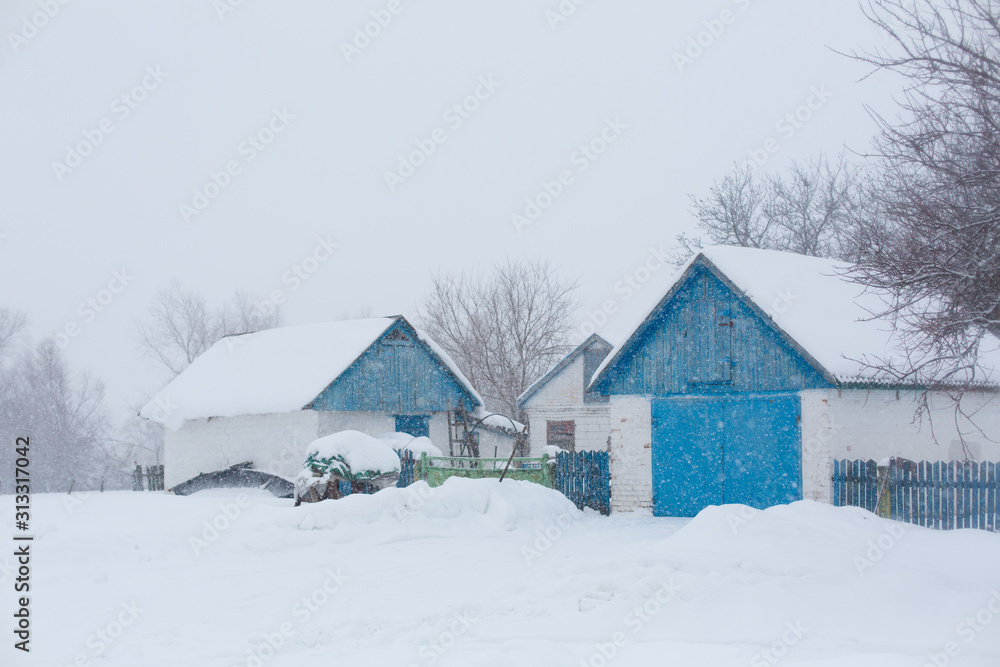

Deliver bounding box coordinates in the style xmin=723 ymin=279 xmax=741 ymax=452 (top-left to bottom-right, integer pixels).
xmin=133 ymin=464 xmax=165 ymax=491
xmin=395 ymin=449 xmax=612 ymax=516
xmin=554 ymin=450 xmax=610 ymax=515
xmin=833 ymin=458 xmax=1000 ymax=532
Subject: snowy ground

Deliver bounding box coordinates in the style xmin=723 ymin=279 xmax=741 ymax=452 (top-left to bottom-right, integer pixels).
xmin=4 ymin=480 xmax=1000 ymax=667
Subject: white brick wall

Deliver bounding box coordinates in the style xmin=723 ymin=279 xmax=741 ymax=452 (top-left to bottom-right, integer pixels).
xmin=801 ymin=388 xmax=1000 ymax=503
xmin=164 ymin=411 xmax=319 ymax=489
xmin=319 ymin=410 xmax=455 ymax=455
xmin=523 ymin=351 xmax=611 ymax=453
xmin=608 ymin=395 xmax=653 ymax=512
xmin=526 ymin=409 xmax=610 ymax=454
xmin=165 ymin=409 xmax=460 ymax=488
xmin=477 ymin=428 xmax=517 ymax=459
xmin=316 ymin=411 xmax=396 ymax=439
xmin=590 ymin=386 xmax=1000 ymax=513
xmin=800 ymin=391 xmax=834 ymax=504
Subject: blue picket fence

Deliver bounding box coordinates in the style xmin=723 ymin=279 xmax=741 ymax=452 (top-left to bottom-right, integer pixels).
xmin=831 ymin=459 xmax=880 ymax=513
xmin=397 ymin=450 xmax=416 ymax=488
xmin=555 ymin=450 xmax=611 ymax=515
xmin=833 ymin=458 xmax=1000 ymax=532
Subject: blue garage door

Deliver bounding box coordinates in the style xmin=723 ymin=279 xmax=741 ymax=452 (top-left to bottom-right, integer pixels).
xmin=651 ymin=395 xmax=801 ymax=517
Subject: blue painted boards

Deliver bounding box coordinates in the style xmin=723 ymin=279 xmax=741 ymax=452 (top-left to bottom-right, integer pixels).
xmin=652 ymin=398 xmax=725 ymax=516
xmin=310 ymin=320 xmax=478 ymax=413
xmin=395 ymin=415 xmax=430 ymax=438
xmin=593 ymin=262 xmax=833 ymax=396
xmin=652 ymin=395 xmax=802 ymax=517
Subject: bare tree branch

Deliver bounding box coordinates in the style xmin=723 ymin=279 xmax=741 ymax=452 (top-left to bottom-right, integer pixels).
xmin=134 ymin=282 xmax=284 ymax=377
xmin=419 ymin=258 xmax=579 ymax=419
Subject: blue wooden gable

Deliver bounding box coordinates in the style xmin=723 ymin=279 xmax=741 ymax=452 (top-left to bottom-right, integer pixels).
xmin=592 ymin=257 xmax=835 ymax=396
xmin=309 ymin=319 xmax=480 ymax=413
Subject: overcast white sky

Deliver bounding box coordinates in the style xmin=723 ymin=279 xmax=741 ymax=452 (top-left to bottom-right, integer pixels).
xmin=0 ymin=0 xmax=903 ymax=420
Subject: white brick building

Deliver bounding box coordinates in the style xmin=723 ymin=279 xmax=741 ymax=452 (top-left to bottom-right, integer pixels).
xmin=584 ymin=247 xmax=1000 ymax=515
xmin=140 ymin=317 xmax=483 ymax=489
xmin=517 ymin=334 xmax=613 ymax=454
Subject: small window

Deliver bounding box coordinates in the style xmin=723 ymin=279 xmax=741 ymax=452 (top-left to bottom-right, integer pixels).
xmin=384 ymin=328 xmax=412 ymax=344
xmin=547 ymin=420 xmax=575 ymax=452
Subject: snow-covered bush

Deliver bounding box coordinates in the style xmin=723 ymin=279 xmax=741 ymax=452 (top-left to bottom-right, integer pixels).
xmin=296 ymin=431 xmax=402 ymax=503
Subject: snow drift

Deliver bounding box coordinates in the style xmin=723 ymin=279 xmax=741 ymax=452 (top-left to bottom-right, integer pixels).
xmin=292 ymin=477 xmax=581 ymax=537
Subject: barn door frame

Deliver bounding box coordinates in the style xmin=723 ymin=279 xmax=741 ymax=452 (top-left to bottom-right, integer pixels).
xmin=651 ymin=393 xmax=803 ymax=517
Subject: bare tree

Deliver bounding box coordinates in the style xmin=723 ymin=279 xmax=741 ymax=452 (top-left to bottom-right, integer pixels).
xmin=420 ymin=258 xmax=579 ymax=419
xmin=0 ymin=338 xmax=118 ymax=492
xmin=688 ymin=164 xmax=772 ymax=249
xmin=135 ymin=282 xmax=283 ymax=376
xmin=685 ymin=154 xmax=862 ymax=263
xmin=845 ymin=0 xmax=1000 ymax=391
xmin=767 ymin=156 xmax=863 ymax=260
xmin=0 ymin=307 xmax=28 ymax=359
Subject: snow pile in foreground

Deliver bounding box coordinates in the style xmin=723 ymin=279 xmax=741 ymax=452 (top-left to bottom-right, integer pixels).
xmin=665 ymin=500 xmax=913 ymax=577
xmin=293 ymin=477 xmax=580 ymax=536
xmin=303 ymin=430 xmax=401 ymax=480
xmin=7 ymin=491 xmax=1000 ymax=666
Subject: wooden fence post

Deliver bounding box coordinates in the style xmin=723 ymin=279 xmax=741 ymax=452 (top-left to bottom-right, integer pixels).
xmin=876 ymin=462 xmax=890 ymax=518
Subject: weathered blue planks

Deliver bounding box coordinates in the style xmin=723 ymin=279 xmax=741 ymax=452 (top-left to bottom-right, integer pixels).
xmin=555 ymin=450 xmax=610 ymax=516
xmin=311 ymin=319 xmax=479 ymax=413
xmin=833 ymin=458 xmax=1000 ymax=533
xmin=593 ymin=263 xmax=834 ymax=397
xmin=397 ymin=449 xmax=416 ymax=488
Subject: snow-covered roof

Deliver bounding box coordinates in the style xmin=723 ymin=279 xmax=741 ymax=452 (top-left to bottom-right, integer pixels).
xmin=140 ymin=317 xmax=482 ymax=429
xmin=517 ymin=334 xmax=611 ymax=409
xmin=592 ymin=246 xmax=1000 ymax=388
